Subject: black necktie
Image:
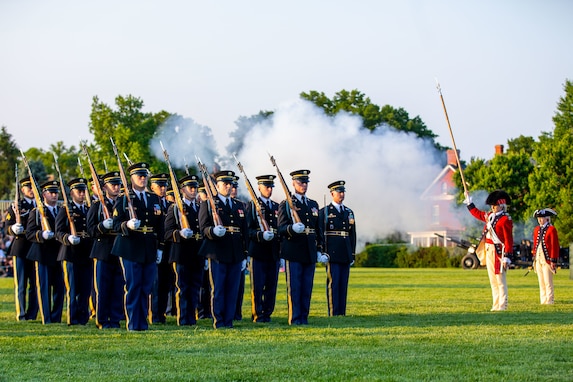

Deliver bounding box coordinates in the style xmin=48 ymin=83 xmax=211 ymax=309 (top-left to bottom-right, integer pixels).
xmin=192 ymin=202 xmax=197 ymax=212
xmin=302 ymin=197 xmax=307 ymax=206
xmin=225 ymin=198 xmax=230 ymax=208
xmin=267 ymin=201 xmax=272 ymax=210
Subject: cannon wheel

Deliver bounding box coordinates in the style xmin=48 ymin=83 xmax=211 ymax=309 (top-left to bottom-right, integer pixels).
xmin=462 ymin=253 xmax=480 ymax=269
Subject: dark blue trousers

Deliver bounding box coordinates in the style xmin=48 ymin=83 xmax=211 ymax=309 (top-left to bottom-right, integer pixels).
xmin=326 ymin=262 xmax=350 ymax=316
xmin=35 ymin=262 xmax=64 ymax=324
xmin=151 ymin=261 xmax=174 ymax=323
xmin=120 ymin=258 xmax=156 ymax=331
xmin=173 ymin=259 xmax=204 ymax=326
xmin=13 ymin=256 xmax=38 ymax=321
xmin=250 ymin=258 xmax=279 ymax=322
xmin=94 ymin=259 xmax=125 ymax=329
xmin=285 ymin=260 xmax=315 ymax=325
xmin=209 ymin=259 xmax=241 ymax=328
xmin=63 ymin=260 xmax=93 ymax=325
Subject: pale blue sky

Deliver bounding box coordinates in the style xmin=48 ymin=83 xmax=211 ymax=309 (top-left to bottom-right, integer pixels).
xmin=1 ymin=0 xmax=571 ymax=161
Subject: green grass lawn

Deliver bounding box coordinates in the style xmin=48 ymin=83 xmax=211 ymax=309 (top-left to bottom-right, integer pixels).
xmin=1 ymin=268 xmax=572 ymax=381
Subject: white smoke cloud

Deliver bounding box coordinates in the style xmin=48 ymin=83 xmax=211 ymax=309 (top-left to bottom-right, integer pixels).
xmin=151 ymin=100 xmax=445 ymax=250
xmin=150 ymin=114 xmax=219 ymax=170
xmin=230 ymin=100 xmax=443 ymax=249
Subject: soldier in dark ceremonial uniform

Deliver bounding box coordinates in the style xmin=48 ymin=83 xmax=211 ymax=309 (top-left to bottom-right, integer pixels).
xmin=198 ymin=170 xmax=248 ymax=329
xmin=56 ymin=177 xmax=94 ymax=325
xmin=319 ymin=181 xmax=356 ymax=316
xmin=246 ymin=175 xmax=280 ymax=323
xmin=278 ymin=170 xmax=326 ymax=325
xmin=6 ymin=177 xmax=38 ymax=321
xmin=87 ymin=171 xmax=125 ymax=329
xmin=26 ymin=181 xmax=64 ymax=324
xmin=164 ymin=174 xmax=204 ymax=326
xmin=149 ymin=173 xmax=174 ymax=324
xmin=111 ymin=162 xmax=164 ymax=331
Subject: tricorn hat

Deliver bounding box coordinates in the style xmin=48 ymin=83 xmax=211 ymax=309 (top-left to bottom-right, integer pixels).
xmin=533 ymin=208 xmax=557 ymax=218
xmin=485 ymin=190 xmax=511 ymax=205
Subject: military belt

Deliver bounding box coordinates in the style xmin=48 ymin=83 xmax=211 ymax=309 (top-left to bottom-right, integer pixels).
xmin=133 ymin=226 xmax=155 ymax=234
xmin=256 ymin=228 xmax=278 ymax=234
xmin=223 ymin=226 xmax=242 ymax=234
xmin=325 ymin=230 xmax=349 ymax=237
xmin=192 ymin=233 xmax=203 ymax=240
xmin=302 ymin=228 xmax=316 ymax=235
xmin=75 ymin=231 xmax=90 ymax=238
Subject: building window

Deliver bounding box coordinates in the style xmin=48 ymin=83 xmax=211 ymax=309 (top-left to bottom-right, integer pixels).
xmin=441 ymin=182 xmax=448 ymax=194
xmin=432 ymin=204 xmax=440 ymax=225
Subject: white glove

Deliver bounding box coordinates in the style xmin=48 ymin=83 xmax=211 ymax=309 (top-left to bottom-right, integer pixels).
xmin=503 ymin=256 xmax=512 ymax=265
xmin=292 ymin=222 xmax=305 ymax=234
xmin=241 ymin=259 xmax=247 ymax=271
xmin=102 ymin=218 xmax=113 ymax=230
xmin=126 ymin=218 xmax=141 ymax=230
xmin=213 ymin=225 xmax=226 ymax=237
xmin=350 ymin=260 xmax=355 ymax=267
xmin=11 ymin=223 xmax=24 ymax=235
xmin=262 ymin=230 xmax=274 ymax=241
xmin=204 ymin=259 xmax=209 ymax=271
xmin=67 ymin=235 xmax=80 ymax=245
xmin=463 ymin=194 xmax=473 ymax=205
xmin=156 ymin=249 xmax=163 ymax=264
xmin=317 ymin=251 xmax=329 ymax=263
xmin=42 ymin=230 xmax=54 ymax=240
xmin=179 ymin=228 xmax=194 ymax=239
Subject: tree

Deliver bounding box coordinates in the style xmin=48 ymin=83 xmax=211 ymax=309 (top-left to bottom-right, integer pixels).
xmin=22 ymin=142 xmax=80 ymax=183
xmin=300 ymin=89 xmax=446 ymax=151
xmin=525 ymin=79 xmax=573 ymax=245
xmin=89 ymin=95 xmax=170 ymax=173
xmin=0 ymin=126 xmax=21 ymax=199
xmin=506 ymin=135 xmax=536 ymax=156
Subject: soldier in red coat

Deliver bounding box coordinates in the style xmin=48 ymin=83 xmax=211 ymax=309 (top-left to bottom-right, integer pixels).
xmin=465 ymin=190 xmax=513 ymax=311
xmin=531 ymin=208 xmax=560 ymax=304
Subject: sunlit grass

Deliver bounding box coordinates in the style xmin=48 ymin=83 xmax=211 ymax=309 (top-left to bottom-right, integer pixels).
xmin=0 ymin=268 xmax=572 ymax=381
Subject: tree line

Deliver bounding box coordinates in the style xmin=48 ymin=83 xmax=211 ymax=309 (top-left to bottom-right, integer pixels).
xmin=1 ymin=81 xmax=572 ymax=243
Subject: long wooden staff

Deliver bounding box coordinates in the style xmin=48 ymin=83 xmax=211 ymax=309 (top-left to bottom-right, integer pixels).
xmin=436 ymin=79 xmax=469 ymax=195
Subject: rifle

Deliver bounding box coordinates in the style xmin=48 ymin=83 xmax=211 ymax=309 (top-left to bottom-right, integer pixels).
xmin=81 ymin=143 xmax=111 ymax=219
xmin=123 ymin=153 xmax=133 ymax=166
xmin=53 ymin=153 xmax=78 ymax=237
xmin=160 ymin=142 xmax=190 ymax=229
xmin=19 ymin=149 xmax=51 ymax=231
xmin=103 ymin=159 xmax=109 ymax=173
xmin=77 ymin=157 xmax=91 ymax=208
xmin=110 ymin=137 xmax=137 ymax=220
xmin=183 ymin=157 xmax=190 ymax=176
xmin=268 ymin=153 xmax=301 ymax=224
xmin=233 ymin=154 xmax=270 ymax=232
xmin=196 ymin=156 xmax=223 ymax=226
xmin=13 ymin=164 xmax=21 ymax=224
